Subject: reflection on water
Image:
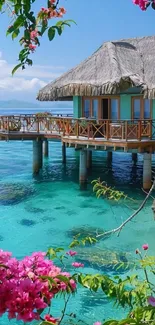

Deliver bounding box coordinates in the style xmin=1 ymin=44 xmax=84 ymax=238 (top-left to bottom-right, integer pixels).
xmin=0 ymin=140 xmax=154 ymax=324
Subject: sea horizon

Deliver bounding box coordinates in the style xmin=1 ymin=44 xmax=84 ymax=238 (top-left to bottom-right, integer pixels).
xmin=0 ymin=107 xmax=73 ymax=116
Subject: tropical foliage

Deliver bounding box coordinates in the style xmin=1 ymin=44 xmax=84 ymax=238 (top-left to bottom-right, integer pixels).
xmin=0 ymin=0 xmax=74 ymax=73
xmin=0 ymin=242 xmax=155 ymax=325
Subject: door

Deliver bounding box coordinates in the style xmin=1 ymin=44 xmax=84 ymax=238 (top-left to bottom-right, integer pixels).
xmin=102 ymin=99 xmax=109 ymax=119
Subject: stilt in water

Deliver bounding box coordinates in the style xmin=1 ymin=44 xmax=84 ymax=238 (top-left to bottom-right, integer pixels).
xmin=79 ymin=150 xmax=87 ymax=189
xmin=33 ymin=139 xmax=43 ymax=174
xmin=143 ymin=153 xmax=152 ymax=190
xmin=87 ymin=150 xmax=92 ymax=169
xmin=43 ymin=139 xmax=49 ymax=158
xmin=107 ymin=151 xmax=112 ymax=161
xmin=132 ymin=153 xmax=137 ymax=163
xmin=62 ymin=142 xmax=66 ymax=164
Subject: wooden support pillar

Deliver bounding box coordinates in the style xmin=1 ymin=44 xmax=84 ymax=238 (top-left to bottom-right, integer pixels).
xmin=87 ymin=150 xmax=92 ymax=169
xmin=107 ymin=151 xmax=112 ymax=161
xmin=79 ymin=150 xmax=87 ymax=186
xmin=143 ymin=153 xmax=152 ymax=190
xmin=33 ymin=139 xmax=43 ymax=174
xmin=132 ymin=153 xmax=137 ymax=163
xmin=43 ymin=139 xmax=49 ymax=157
xmin=62 ymin=142 xmax=66 ymax=164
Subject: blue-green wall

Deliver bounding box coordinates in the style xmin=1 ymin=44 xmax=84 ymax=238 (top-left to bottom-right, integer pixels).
xmin=120 ymin=95 xmax=131 ymax=119
xmin=153 ymin=100 xmax=155 ymax=120
xmin=73 ymin=95 xmax=155 ymax=120
xmin=73 ymin=96 xmax=82 ymax=118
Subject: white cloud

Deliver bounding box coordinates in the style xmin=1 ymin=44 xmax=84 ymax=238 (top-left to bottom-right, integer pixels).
xmin=0 ymin=52 xmax=65 ymax=100
xmin=0 ymin=77 xmax=46 ymax=92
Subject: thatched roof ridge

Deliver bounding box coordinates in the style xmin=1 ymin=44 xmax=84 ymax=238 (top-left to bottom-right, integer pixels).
xmin=37 ymin=36 xmax=155 ymax=101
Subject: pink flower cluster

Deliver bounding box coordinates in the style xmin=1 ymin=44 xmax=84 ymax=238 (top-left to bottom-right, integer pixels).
xmin=132 ymin=0 xmax=152 ymax=10
xmin=0 ymin=250 xmax=76 ymax=323
xmin=27 ymin=0 xmax=66 ymax=52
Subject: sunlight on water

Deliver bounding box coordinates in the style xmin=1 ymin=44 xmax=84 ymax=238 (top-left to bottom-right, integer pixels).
xmin=0 ymin=139 xmax=154 ymax=324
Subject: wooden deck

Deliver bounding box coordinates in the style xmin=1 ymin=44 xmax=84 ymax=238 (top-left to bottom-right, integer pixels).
xmin=1 ymin=115 xmax=155 ymax=152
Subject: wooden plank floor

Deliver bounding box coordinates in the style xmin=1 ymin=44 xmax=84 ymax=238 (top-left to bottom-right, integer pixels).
xmin=1 ymin=131 xmax=155 ymax=152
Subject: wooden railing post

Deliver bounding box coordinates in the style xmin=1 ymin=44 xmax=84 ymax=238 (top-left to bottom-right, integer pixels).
xmin=76 ymin=120 xmax=79 ymax=138
xmin=37 ymin=118 xmax=39 ymax=133
xmin=88 ymin=122 xmax=91 ymax=139
xmin=125 ymin=121 xmax=128 ymax=140
xmin=7 ymin=117 xmax=9 ymax=133
xmin=149 ymin=120 xmax=152 ymax=139
xmin=106 ymin=120 xmax=109 ymax=140
xmin=138 ymin=120 xmax=141 ymax=141
xmin=62 ymin=119 xmax=65 ymax=137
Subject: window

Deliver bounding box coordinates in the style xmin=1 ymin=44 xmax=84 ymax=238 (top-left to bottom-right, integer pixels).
xmin=111 ymin=99 xmax=119 ymax=119
xmin=92 ymin=99 xmax=98 ymax=119
xmin=83 ymin=99 xmax=90 ymax=118
xmin=133 ymin=98 xmax=141 ymax=119
xmin=132 ymin=98 xmax=151 ymax=119
xmin=144 ymin=99 xmax=151 ymax=119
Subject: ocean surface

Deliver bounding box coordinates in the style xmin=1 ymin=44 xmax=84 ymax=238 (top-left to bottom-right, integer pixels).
xmin=0 ymin=108 xmax=155 ymax=324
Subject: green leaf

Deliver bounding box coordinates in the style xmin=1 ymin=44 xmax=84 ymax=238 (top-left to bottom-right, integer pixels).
xmin=69 ymin=240 xmax=80 ymax=248
xmin=12 ymin=63 xmax=23 ymax=75
xmin=26 ymin=59 xmax=33 ymax=66
xmin=56 ymin=275 xmax=70 ymax=284
xmin=12 ymin=29 xmax=20 ymax=40
xmin=48 ymin=27 xmax=56 ymax=41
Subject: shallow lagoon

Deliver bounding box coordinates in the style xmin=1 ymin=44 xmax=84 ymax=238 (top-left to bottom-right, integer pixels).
xmin=0 ymin=140 xmax=154 ymax=324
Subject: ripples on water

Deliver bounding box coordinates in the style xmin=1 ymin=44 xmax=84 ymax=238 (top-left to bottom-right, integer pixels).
xmin=0 ymin=140 xmax=154 ymax=324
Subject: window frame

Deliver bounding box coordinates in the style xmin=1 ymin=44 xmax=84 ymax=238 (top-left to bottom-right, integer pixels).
xmin=82 ymin=96 xmax=120 ymax=119
xmin=132 ymin=96 xmax=152 ymax=120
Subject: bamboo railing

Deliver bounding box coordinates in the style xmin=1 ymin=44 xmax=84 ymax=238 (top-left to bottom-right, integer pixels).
xmin=0 ymin=115 xmax=154 ymax=141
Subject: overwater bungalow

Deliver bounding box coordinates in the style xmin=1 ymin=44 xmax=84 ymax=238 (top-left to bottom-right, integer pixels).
xmin=37 ymin=35 xmax=155 ymax=189
xmin=1 ymin=36 xmax=155 ymax=189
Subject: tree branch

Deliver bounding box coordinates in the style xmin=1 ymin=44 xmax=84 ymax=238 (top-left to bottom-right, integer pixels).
xmin=97 ymin=180 xmax=155 ymax=239
xmin=59 ymin=295 xmax=70 ymax=325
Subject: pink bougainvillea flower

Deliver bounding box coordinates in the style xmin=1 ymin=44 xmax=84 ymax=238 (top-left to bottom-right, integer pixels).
xmin=148 ymin=296 xmax=155 ymax=306
xmin=72 ymin=262 xmax=84 ymax=268
xmin=30 ymin=30 xmax=38 ymax=40
xmin=66 ymin=251 xmax=77 ymax=257
xmin=28 ymin=44 xmax=36 ymax=51
xmin=142 ymin=244 xmax=149 ymax=250
xmin=0 ymin=249 xmax=76 ymax=322
xmin=70 ymin=279 xmax=76 ymax=290
xmin=94 ymin=322 xmax=102 ymax=325
xmin=45 ymin=314 xmax=58 ymax=323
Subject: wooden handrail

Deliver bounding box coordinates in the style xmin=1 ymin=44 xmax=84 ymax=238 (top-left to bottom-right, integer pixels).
xmin=0 ymin=115 xmax=154 ymax=141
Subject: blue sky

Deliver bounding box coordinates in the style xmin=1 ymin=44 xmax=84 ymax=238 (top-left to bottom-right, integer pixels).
xmin=0 ymin=0 xmax=155 ymax=102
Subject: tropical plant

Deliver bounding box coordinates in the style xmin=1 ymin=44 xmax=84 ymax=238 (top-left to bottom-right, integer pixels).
xmin=0 ymin=241 xmax=155 ymax=325
xmin=133 ymin=0 xmax=155 ymax=10
xmin=0 ymin=0 xmax=75 ymax=73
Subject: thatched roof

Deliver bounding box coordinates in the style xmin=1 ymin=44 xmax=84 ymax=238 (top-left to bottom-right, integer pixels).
xmin=37 ymin=36 xmax=155 ymax=101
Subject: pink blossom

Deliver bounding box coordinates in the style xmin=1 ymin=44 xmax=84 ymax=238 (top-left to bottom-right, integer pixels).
xmin=72 ymin=262 xmax=84 ymax=268
xmin=66 ymin=250 xmax=77 ymax=257
xmin=45 ymin=314 xmax=58 ymax=323
xmin=70 ymin=279 xmax=76 ymax=290
xmin=148 ymin=296 xmax=155 ymax=306
xmin=142 ymin=244 xmax=149 ymax=250
xmin=94 ymin=322 xmax=102 ymax=325
xmin=28 ymin=44 xmax=36 ymax=51
xmin=132 ymin=0 xmax=149 ymax=10
xmin=0 ymin=249 xmax=76 ymax=322
xmin=30 ymin=30 xmax=38 ymax=39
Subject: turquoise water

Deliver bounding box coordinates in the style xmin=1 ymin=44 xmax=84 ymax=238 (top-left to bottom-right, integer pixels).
xmin=0 ymin=139 xmax=155 ymax=324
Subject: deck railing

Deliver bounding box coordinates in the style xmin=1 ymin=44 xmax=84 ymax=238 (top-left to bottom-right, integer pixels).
xmin=0 ymin=115 xmax=155 ymax=141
